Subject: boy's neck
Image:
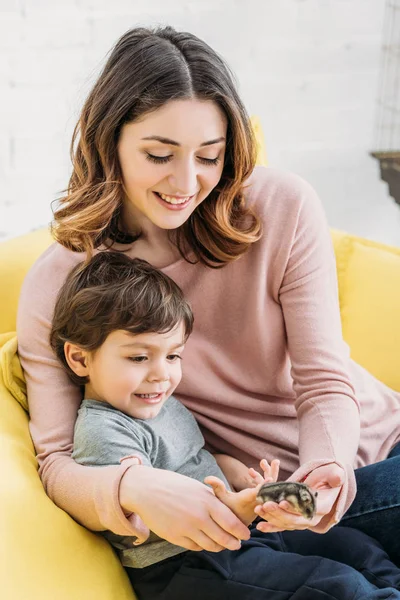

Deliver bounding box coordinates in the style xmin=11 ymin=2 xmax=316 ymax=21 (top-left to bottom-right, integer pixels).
xmin=83 ymin=383 xmax=106 ymax=403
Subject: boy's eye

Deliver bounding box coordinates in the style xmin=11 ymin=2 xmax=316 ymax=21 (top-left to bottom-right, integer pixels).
xmin=129 ymin=356 xmax=147 ymax=362
xmin=167 ymin=354 xmax=182 ymax=362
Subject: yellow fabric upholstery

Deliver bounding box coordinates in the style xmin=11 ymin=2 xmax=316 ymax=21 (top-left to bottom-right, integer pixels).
xmin=3 ymin=226 xmax=400 ymax=387
xmin=251 ymin=115 xmax=268 ymax=166
xmin=0 ymin=227 xmax=53 ymax=335
xmin=3 ymin=227 xmax=400 ymax=599
xmin=332 ymin=230 xmax=400 ymax=392
xmin=1 ymin=328 xmax=136 ymax=599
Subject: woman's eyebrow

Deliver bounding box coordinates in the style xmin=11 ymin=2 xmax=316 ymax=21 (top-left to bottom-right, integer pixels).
xmin=141 ymin=135 xmax=225 ymax=147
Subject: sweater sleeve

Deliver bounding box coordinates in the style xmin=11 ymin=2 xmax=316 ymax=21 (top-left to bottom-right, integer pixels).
xmin=277 ymin=176 xmax=360 ymax=532
xmin=16 ymin=247 xmax=149 ymax=541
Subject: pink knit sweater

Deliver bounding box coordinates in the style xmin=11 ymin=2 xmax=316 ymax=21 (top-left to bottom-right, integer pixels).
xmin=17 ymin=167 xmax=400 ymax=538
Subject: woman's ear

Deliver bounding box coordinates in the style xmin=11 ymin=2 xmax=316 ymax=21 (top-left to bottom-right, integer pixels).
xmin=64 ymin=342 xmax=90 ymax=377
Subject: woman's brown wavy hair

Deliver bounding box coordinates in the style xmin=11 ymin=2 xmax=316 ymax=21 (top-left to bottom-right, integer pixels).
xmin=52 ymin=25 xmax=262 ymax=267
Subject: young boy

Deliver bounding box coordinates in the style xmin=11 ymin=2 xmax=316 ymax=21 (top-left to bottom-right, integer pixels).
xmin=50 ymin=251 xmax=400 ymax=597
xmin=50 ymin=251 xmax=270 ymax=564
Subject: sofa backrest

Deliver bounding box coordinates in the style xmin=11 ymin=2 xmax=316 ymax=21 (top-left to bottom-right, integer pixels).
xmin=0 ymin=228 xmax=53 ymax=334
xmin=1 ymin=227 xmax=400 ymax=391
xmin=332 ymin=229 xmax=400 ymax=391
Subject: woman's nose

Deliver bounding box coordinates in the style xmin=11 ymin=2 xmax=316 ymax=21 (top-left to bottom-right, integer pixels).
xmin=169 ymin=159 xmax=198 ymax=195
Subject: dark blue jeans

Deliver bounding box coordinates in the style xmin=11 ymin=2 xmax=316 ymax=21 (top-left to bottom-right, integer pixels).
xmin=126 ymin=524 xmax=400 ymax=600
xmin=339 ymin=442 xmax=400 ymax=566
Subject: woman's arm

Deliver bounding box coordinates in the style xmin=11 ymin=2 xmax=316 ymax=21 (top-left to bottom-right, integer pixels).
xmin=16 ymin=249 xmax=145 ymax=535
xmin=258 ymin=175 xmax=360 ymax=533
xmin=16 ymin=246 xmax=250 ymax=549
xmin=72 ymin=411 xmax=251 ymax=551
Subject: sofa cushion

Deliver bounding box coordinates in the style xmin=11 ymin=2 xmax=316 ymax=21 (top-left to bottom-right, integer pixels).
xmin=332 ymin=230 xmax=400 ymax=391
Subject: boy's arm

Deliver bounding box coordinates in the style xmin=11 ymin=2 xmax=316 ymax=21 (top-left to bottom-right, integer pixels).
xmin=214 ymin=453 xmax=262 ymax=491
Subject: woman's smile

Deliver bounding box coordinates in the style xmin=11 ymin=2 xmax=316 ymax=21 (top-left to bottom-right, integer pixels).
xmin=152 ymin=191 xmax=196 ymax=210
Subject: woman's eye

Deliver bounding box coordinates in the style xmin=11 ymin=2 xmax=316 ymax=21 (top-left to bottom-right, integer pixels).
xmin=129 ymin=356 xmax=147 ymax=362
xmin=146 ymin=153 xmax=172 ymax=164
xmin=198 ymin=156 xmax=221 ymax=166
xmin=145 ymin=153 xmax=220 ymax=167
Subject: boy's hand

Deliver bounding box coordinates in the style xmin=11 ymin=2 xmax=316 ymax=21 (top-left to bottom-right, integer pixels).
xmin=248 ymin=458 xmax=280 ymax=487
xmin=204 ymin=476 xmax=260 ymax=525
xmin=214 ymin=455 xmax=280 ymax=492
xmin=205 ymin=458 xmax=281 ymax=526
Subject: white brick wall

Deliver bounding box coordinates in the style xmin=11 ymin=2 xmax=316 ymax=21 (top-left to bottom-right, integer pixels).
xmin=2 ymin=0 xmax=400 ymax=244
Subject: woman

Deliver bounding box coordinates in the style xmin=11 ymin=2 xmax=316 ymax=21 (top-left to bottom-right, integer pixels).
xmin=17 ymin=25 xmax=400 ymax=598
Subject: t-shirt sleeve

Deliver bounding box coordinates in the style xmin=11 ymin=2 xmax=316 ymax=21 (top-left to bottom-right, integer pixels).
xmin=277 ymin=174 xmax=360 ymax=532
xmin=16 ymin=246 xmax=149 ymax=540
xmin=73 ymin=408 xmax=152 ymax=468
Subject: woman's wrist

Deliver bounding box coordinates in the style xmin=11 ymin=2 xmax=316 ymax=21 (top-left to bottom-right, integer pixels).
xmin=119 ymin=463 xmax=153 ymax=515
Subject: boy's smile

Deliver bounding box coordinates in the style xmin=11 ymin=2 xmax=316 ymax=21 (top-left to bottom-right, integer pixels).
xmin=134 ymin=392 xmax=165 ymax=404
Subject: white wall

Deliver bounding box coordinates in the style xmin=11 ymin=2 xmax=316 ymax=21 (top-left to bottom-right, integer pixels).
xmin=2 ymin=0 xmax=400 ymax=244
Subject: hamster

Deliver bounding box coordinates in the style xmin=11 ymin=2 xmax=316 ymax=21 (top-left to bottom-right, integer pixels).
xmin=256 ymin=482 xmax=318 ymax=520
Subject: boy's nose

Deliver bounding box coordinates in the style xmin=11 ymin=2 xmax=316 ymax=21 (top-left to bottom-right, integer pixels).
xmin=148 ymin=362 xmax=170 ymax=382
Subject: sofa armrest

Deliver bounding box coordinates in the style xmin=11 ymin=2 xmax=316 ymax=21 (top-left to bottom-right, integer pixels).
xmin=0 ymin=353 xmax=136 ymax=600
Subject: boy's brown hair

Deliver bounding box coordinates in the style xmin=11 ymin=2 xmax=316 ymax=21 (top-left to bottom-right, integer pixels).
xmin=50 ymin=251 xmax=194 ymax=386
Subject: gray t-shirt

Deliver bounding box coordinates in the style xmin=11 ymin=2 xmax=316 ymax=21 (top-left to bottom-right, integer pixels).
xmin=72 ymin=396 xmax=230 ymax=568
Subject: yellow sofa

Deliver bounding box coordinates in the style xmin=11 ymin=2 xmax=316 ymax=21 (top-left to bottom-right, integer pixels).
xmin=2 ymin=112 xmax=400 ymax=598
xmin=2 ymin=226 xmax=400 ymax=600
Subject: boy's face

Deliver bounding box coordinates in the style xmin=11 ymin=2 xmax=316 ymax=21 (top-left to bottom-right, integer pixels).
xmin=84 ymin=323 xmax=185 ymax=420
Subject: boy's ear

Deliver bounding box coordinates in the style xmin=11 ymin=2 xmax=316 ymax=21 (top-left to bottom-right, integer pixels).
xmin=64 ymin=342 xmax=90 ymax=377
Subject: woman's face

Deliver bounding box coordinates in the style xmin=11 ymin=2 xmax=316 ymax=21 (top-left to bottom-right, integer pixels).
xmin=117 ymin=98 xmax=227 ymax=233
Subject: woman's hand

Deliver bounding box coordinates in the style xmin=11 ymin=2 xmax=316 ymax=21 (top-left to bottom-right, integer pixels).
xmin=255 ymin=463 xmax=344 ymax=533
xmin=120 ymin=465 xmax=251 ymax=552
